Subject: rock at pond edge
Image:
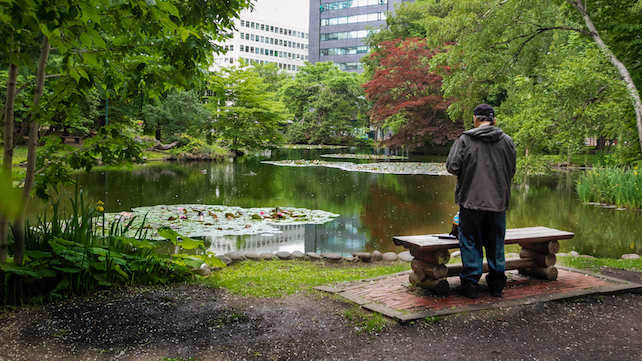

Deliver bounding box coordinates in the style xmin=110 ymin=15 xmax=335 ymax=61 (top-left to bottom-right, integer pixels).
xmin=371 ymin=250 xmax=383 ymax=261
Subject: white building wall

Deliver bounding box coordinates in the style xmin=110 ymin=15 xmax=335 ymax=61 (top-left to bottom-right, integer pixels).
xmin=212 ymin=0 xmax=310 ymax=73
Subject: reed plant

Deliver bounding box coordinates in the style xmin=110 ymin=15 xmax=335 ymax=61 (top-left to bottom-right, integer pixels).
xmin=576 ymin=166 xmax=642 ymax=210
xmin=1 ymin=190 xmax=224 ymax=306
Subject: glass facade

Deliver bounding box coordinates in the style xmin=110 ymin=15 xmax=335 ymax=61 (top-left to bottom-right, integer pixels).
xmin=320 ymin=46 xmax=370 ymax=56
xmin=321 ymin=13 xmax=386 ymax=26
xmin=320 ymin=29 xmax=378 ymax=41
xmin=320 ymin=0 xmax=387 ymax=11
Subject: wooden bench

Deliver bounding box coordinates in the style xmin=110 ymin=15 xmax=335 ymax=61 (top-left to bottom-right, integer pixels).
xmin=393 ymin=226 xmax=575 ymax=295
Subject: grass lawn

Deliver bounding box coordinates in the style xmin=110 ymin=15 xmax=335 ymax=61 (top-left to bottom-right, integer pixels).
xmin=199 ymin=260 xmax=411 ymax=298
xmin=558 ymin=256 xmax=642 ymax=272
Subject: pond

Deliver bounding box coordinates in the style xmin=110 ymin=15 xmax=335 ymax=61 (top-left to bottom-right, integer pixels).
xmin=28 ymin=148 xmax=642 ymax=258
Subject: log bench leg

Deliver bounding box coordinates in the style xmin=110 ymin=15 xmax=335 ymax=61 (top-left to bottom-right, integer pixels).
xmin=408 ymin=248 xmax=451 ymax=295
xmin=518 ymin=240 xmax=559 ymax=281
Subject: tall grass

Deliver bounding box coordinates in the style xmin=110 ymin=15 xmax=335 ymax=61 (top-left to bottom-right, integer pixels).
xmin=2 ymin=190 xmax=223 ymax=306
xmin=576 ymin=166 xmax=642 ymax=210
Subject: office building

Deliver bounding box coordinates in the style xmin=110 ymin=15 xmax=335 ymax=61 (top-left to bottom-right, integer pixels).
xmin=211 ymin=0 xmax=310 ymax=73
xmin=309 ymin=0 xmax=414 ymax=72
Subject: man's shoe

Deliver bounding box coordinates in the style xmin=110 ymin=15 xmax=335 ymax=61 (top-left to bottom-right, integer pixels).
xmin=489 ymin=289 xmax=503 ymax=298
xmin=455 ymin=284 xmax=478 ymax=299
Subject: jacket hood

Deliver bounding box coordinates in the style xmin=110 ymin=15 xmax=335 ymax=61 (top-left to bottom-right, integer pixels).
xmin=463 ymin=125 xmax=505 ymax=142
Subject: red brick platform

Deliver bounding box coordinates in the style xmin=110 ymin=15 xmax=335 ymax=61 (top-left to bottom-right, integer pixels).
xmin=315 ymin=267 xmax=642 ymax=322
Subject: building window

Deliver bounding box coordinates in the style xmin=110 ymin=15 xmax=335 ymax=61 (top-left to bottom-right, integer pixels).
xmin=230 ymin=45 xmax=233 ymax=51
xmin=320 ymin=46 xmax=370 ymax=56
xmin=240 ymin=45 xmax=244 ymax=52
xmin=241 ymin=20 xmax=245 ymax=27
xmin=321 ymin=13 xmax=385 ymax=26
xmin=251 ymin=22 xmax=255 ymax=28
xmin=261 ymin=36 xmax=264 ymax=42
xmin=251 ymin=34 xmax=254 ymax=41
xmin=240 ymin=32 xmax=244 ymax=38
xmin=261 ymin=24 xmax=265 ymax=31
xmin=320 ymin=29 xmax=377 ymax=41
xmin=337 ymin=62 xmax=364 ymax=71
xmin=320 ymin=0 xmax=387 ymax=11
xmin=270 ymin=26 xmax=274 ymax=32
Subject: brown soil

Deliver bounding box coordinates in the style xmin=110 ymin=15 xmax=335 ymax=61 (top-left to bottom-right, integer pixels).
xmin=2 ymin=268 xmax=642 ymax=361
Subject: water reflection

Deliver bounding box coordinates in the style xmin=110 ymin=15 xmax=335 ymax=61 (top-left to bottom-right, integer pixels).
xmin=27 ymin=149 xmax=642 ymax=258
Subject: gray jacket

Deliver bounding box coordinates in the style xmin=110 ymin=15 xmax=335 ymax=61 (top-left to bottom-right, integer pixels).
xmin=446 ymin=125 xmax=516 ymax=212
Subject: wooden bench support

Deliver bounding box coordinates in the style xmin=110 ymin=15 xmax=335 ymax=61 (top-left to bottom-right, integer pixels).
xmin=394 ymin=227 xmax=574 ymax=295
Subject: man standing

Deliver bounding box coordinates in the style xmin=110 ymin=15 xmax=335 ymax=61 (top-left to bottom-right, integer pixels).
xmin=446 ymin=103 xmax=516 ymax=299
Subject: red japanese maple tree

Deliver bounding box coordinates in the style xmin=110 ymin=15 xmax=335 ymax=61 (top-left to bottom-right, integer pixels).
xmin=363 ymin=37 xmax=463 ymax=151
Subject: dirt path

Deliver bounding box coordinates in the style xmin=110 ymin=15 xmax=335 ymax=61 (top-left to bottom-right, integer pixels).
xmin=1 ymin=269 xmax=642 ymax=361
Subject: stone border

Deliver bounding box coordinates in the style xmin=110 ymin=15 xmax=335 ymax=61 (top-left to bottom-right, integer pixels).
xmin=194 ymin=250 xmax=414 ymax=276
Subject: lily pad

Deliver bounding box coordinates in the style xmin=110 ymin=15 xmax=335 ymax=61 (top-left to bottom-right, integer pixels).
xmin=261 ymin=160 xmax=451 ymax=175
xmin=96 ymin=205 xmax=339 ymax=240
xmin=320 ymin=153 xmax=408 ymax=160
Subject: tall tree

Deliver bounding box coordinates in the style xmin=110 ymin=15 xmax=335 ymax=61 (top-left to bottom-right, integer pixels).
xmin=280 ymin=62 xmax=368 ymax=145
xmin=0 ymin=0 xmax=252 ymax=274
xmin=206 ymin=64 xmax=288 ymax=154
xmin=143 ymin=90 xmax=210 ymax=142
xmin=362 ymin=37 xmax=462 ymax=151
xmin=417 ymin=0 xmax=642 ymax=156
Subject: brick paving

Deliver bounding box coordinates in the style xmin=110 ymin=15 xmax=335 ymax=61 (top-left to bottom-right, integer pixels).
xmin=324 ymin=267 xmax=642 ymax=320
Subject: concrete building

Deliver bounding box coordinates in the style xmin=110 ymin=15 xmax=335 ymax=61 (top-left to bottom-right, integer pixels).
xmin=211 ymin=0 xmax=310 ymax=73
xmin=309 ymin=0 xmax=414 ymax=72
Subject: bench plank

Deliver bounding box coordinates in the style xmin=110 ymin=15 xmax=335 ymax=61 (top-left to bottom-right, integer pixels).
xmin=394 ymin=226 xmax=574 ymax=252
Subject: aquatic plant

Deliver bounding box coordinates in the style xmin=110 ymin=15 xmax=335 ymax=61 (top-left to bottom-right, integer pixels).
xmin=262 ymin=160 xmax=449 ymax=175
xmin=576 ymin=166 xmax=642 ymax=210
xmin=97 ymin=205 xmax=339 ymax=239
xmin=1 ymin=192 xmax=224 ymax=305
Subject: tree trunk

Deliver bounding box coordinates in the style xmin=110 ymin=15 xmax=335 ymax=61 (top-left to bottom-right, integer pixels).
xmin=1 ymin=40 xmax=20 ymax=305
xmin=1 ymin=60 xmax=19 ymax=263
xmin=566 ymin=0 xmax=642 ymax=155
xmin=12 ymin=35 xmax=50 ymax=267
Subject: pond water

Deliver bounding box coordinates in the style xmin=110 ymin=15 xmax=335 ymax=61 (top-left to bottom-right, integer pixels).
xmin=29 ymin=148 xmax=642 ymax=258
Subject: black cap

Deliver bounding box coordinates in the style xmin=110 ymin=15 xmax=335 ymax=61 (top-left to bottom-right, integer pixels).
xmin=473 ymin=103 xmax=494 ymax=117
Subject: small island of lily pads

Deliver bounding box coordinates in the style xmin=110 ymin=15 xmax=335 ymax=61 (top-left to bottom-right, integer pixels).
xmin=97 ymin=205 xmax=339 ymax=239
xmin=261 ymin=160 xmax=449 ymax=175
xmin=320 ymin=153 xmax=408 ymax=160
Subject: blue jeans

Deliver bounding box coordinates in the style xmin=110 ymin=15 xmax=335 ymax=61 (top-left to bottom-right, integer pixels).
xmin=458 ymin=207 xmax=507 ymax=291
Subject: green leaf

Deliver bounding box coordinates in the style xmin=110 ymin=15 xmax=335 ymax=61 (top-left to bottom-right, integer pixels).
xmin=157 ymin=226 xmax=180 ymax=244
xmin=24 ymin=250 xmax=52 ymax=260
xmin=86 ymin=28 xmax=106 ymax=49
xmin=177 ymin=236 xmax=203 ymax=250
xmin=53 ymin=266 xmax=81 ymax=273
xmin=80 ymin=33 xmax=92 ymax=47
xmin=82 ymin=52 xmax=97 ymax=67
xmin=93 ymin=274 xmax=112 ymax=286
xmin=53 ymin=278 xmax=70 ymax=292
xmin=116 ymin=236 xmax=158 ymax=249
xmin=206 ymin=254 xmax=227 ymax=268
xmin=114 ymin=264 xmax=129 ymax=279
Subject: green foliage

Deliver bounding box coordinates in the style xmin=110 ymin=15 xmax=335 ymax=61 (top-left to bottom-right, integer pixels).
xmin=201 ymin=260 xmax=410 ymax=298
xmin=500 ymin=34 xmax=632 ymax=158
xmin=280 ymin=62 xmax=368 ymax=145
xmin=143 ymin=90 xmax=210 ymax=142
xmin=1 ymin=191 xmax=225 ymax=305
xmin=513 ymin=155 xmax=552 ymax=184
xmin=343 ymin=306 xmax=389 ymax=335
xmin=206 ymin=63 xmax=288 ymax=152
xmin=169 ymin=134 xmax=227 ymax=159
xmin=576 ymin=166 xmax=642 ymax=209
xmin=29 ymin=125 xmax=148 ymax=201
xmin=370 ymin=0 xmax=641 ymax=162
